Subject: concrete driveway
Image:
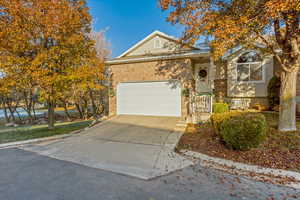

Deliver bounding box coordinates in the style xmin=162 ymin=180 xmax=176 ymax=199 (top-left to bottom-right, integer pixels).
xmin=22 ymin=115 xmax=193 ymax=179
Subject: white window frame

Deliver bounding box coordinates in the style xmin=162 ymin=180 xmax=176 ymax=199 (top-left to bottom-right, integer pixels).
xmin=236 ymin=61 xmax=265 ymax=84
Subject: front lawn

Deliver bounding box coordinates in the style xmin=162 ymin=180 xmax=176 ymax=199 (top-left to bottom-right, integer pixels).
xmin=177 ymin=112 xmax=300 ymax=172
xmin=0 ymin=120 xmax=92 ymax=144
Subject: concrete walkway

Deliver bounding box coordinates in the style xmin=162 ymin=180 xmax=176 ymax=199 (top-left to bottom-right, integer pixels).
xmin=21 ymin=115 xmax=193 ymax=179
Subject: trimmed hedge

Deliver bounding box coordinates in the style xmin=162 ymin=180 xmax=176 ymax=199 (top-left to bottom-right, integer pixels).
xmin=213 ymin=103 xmax=229 ymax=113
xmin=211 ymin=112 xmax=267 ymax=150
xmin=211 ymin=111 xmax=241 ymax=135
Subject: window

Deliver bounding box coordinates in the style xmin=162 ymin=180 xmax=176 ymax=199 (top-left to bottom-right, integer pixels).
xmin=236 ymin=51 xmax=263 ymax=82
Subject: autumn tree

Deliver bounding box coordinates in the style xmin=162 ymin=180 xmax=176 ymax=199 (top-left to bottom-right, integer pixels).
xmin=70 ymin=31 xmax=108 ymax=121
xmin=160 ymin=0 xmax=300 ymax=132
xmin=0 ymin=76 xmax=21 ymax=123
xmin=0 ymin=0 xmax=97 ymax=129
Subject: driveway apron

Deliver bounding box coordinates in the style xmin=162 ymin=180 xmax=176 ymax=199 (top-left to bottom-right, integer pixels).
xmin=21 ymin=115 xmax=193 ymax=179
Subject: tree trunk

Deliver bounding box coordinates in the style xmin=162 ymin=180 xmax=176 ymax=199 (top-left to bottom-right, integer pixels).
xmin=32 ymin=103 xmax=37 ymax=120
xmin=89 ymin=90 xmax=99 ymax=121
xmin=47 ymin=100 xmax=55 ymax=130
xmin=279 ymin=68 xmax=299 ymax=132
xmin=15 ymin=108 xmax=22 ymax=121
xmin=75 ymin=103 xmax=83 ymax=119
xmin=3 ymin=105 xmax=9 ymax=123
xmin=83 ymin=99 xmax=89 ymax=120
xmin=7 ymin=104 xmax=16 ymax=123
xmin=62 ymin=101 xmax=72 ymax=121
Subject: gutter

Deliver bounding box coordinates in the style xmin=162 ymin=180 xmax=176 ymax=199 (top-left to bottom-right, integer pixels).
xmin=105 ymin=51 xmax=210 ymax=65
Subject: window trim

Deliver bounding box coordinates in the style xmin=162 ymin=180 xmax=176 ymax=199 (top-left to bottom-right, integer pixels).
xmin=235 ymin=61 xmax=265 ymax=84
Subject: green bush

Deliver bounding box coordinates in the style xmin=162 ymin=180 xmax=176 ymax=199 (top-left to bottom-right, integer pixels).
xmin=211 ymin=111 xmax=242 ymax=135
xmin=181 ymin=88 xmax=190 ymax=97
xmin=267 ymin=76 xmax=281 ymax=110
xmin=213 ymin=103 xmax=229 ymax=113
xmin=219 ymin=113 xmax=267 ymax=151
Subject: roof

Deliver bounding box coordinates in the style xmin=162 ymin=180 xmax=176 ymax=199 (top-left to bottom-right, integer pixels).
xmin=117 ymin=30 xmax=199 ymax=58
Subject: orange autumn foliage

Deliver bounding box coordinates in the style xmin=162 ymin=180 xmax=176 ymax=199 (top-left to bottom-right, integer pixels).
xmin=0 ymin=0 xmax=106 ymax=128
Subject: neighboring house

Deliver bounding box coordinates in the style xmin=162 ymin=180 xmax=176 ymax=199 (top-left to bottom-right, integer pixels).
xmin=105 ymin=30 xmax=300 ymax=123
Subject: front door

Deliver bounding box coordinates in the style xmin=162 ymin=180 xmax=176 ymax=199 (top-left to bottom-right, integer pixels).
xmin=195 ymin=63 xmax=211 ymax=94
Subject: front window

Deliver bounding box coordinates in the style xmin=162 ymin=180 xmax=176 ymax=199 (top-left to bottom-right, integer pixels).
xmin=236 ymin=52 xmax=263 ymax=82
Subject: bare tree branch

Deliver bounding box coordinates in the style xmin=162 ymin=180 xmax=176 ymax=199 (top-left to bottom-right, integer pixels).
xmin=253 ymin=30 xmax=293 ymax=72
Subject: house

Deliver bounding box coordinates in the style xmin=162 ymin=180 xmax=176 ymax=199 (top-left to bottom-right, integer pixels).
xmin=105 ymin=30 xmax=300 ymax=123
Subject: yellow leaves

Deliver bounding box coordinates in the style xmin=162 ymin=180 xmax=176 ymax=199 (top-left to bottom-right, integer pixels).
xmin=0 ymin=0 xmax=106 ymax=103
xmin=159 ymin=0 xmax=172 ymax=10
xmin=161 ymin=0 xmax=300 ymax=60
xmin=266 ymin=0 xmax=300 ymax=18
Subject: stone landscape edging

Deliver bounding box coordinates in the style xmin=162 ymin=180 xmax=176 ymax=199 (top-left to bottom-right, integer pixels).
xmin=182 ymin=150 xmax=300 ymax=189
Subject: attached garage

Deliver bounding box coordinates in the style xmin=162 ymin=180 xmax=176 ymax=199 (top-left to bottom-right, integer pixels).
xmin=117 ymin=81 xmax=181 ymax=117
xmin=106 ymin=30 xmax=208 ymax=119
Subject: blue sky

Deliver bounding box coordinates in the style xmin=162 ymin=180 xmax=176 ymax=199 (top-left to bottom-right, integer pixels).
xmin=87 ymin=0 xmax=184 ymax=58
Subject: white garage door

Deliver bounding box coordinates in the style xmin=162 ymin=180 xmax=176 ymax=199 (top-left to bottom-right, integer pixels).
xmin=117 ymin=81 xmax=181 ymax=117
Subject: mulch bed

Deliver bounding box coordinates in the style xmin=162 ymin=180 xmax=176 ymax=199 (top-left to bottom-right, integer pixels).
xmin=177 ymin=123 xmax=300 ymax=173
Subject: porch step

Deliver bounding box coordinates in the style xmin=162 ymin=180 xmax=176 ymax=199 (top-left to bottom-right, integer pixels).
xmin=176 ymin=123 xmax=187 ymax=127
xmin=174 ymin=121 xmax=188 ymax=132
xmin=196 ymin=113 xmax=211 ymax=123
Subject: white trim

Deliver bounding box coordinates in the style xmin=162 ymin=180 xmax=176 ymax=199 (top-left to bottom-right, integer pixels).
xmin=106 ymin=50 xmax=210 ymax=65
xmin=117 ymin=30 xmax=198 ymax=58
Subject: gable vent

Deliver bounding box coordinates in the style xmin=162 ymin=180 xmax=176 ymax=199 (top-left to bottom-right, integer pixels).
xmin=154 ymin=37 xmax=162 ymax=49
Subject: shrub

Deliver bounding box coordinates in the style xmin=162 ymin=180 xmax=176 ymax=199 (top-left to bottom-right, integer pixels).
xmin=267 ymin=76 xmax=281 ymax=110
xmin=181 ymin=88 xmax=190 ymax=97
xmin=213 ymin=103 xmax=229 ymax=113
xmin=219 ymin=113 xmax=267 ymax=151
xmin=210 ymin=111 xmax=242 ymax=135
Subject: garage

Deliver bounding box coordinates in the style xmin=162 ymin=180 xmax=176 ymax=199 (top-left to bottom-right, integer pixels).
xmin=117 ymin=81 xmax=181 ymax=117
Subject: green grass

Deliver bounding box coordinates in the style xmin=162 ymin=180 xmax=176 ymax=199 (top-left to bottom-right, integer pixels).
xmin=0 ymin=120 xmax=92 ymax=144
xmin=262 ymin=112 xmax=300 ymax=129
xmin=262 ymin=112 xmax=300 ymax=151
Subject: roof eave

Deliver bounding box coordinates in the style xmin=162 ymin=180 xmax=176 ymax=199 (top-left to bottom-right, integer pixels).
xmin=106 ymin=51 xmax=210 ymax=65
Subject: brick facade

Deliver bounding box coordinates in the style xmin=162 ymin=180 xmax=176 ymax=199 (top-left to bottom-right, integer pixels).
xmin=108 ymin=59 xmax=190 ymax=119
xmin=214 ymin=79 xmax=227 ymax=102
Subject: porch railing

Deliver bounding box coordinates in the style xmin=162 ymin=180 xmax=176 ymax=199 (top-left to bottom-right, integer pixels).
xmin=191 ymin=93 xmax=213 ymax=114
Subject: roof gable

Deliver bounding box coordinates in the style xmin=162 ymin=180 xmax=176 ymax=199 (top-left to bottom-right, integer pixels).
xmin=118 ymin=30 xmax=197 ymax=58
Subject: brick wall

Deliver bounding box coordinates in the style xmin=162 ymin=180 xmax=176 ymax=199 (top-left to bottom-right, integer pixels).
xmin=108 ymin=59 xmax=190 ymax=119
xmin=214 ymin=79 xmax=227 ymax=102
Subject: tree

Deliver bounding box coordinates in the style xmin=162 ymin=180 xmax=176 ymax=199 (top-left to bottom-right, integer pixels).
xmin=70 ymin=48 xmax=106 ymax=121
xmin=0 ymin=0 xmax=95 ymax=129
xmin=160 ymin=0 xmax=300 ymax=132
